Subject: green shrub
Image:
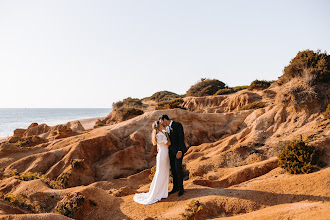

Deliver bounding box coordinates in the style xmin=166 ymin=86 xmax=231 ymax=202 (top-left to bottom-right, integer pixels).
xmin=323 ymin=104 xmax=330 ymax=119
xmin=248 ymin=80 xmax=272 ymax=90
xmin=186 ymin=78 xmax=226 ymax=97
xmin=54 ymin=192 xmax=85 ymax=218
xmin=71 ymin=159 xmax=84 ymax=169
xmin=239 ymin=101 xmax=267 ymax=110
xmin=157 ymin=98 xmax=185 ymax=109
xmin=278 ymin=140 xmax=321 ymax=174
xmin=146 ymin=91 xmax=183 ymax=102
xmin=112 ymin=97 xmax=142 ymax=109
xmin=214 ymin=88 xmax=234 ymax=95
xmin=279 ymin=50 xmax=330 ymax=84
xmin=0 ymin=192 xmax=41 ymax=213
xmin=149 ymin=166 xmax=156 ymax=181
xmin=180 ymin=200 xmax=203 ymax=219
xmin=120 ymin=108 xmax=144 ymax=121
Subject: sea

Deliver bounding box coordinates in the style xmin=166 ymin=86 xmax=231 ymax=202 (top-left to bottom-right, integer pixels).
xmin=0 ymin=108 xmax=111 ymax=138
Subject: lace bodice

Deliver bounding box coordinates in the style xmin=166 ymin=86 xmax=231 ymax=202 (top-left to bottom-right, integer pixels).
xmin=156 ymin=131 xmax=168 ymax=146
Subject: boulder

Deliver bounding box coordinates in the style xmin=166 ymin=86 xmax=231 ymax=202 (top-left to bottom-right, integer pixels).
xmin=24 ymin=124 xmax=50 ymax=137
xmin=13 ymin=129 xmax=26 ymax=137
xmin=8 ymin=136 xmax=22 ymax=143
xmin=27 ymin=123 xmax=38 ymax=129
xmin=54 ymin=126 xmax=73 ymax=139
xmin=65 ymin=120 xmax=85 ymax=132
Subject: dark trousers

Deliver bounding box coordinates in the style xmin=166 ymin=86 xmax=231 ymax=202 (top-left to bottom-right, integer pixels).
xmin=169 ymin=150 xmax=184 ymax=190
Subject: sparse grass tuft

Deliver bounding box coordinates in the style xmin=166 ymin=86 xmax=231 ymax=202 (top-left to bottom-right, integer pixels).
xmin=56 ymin=171 xmax=72 ymax=188
xmin=323 ymin=104 xmax=330 ymax=119
xmin=149 ymin=166 xmax=156 ymax=181
xmin=180 ymin=200 xmax=203 ymax=219
xmin=239 ymin=101 xmax=267 ymax=110
xmin=94 ymin=119 xmax=106 ymax=128
xmin=189 ymin=164 xmax=210 ymax=178
xmin=14 ymin=139 xmax=30 ymax=147
xmin=71 ymin=159 xmax=85 ymax=169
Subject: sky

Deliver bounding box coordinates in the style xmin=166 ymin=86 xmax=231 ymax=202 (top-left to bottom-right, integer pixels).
xmin=0 ymin=0 xmax=329 ymax=108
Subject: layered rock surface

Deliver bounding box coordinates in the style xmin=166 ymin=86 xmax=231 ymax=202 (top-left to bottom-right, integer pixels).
xmin=0 ymin=80 xmax=329 ymax=219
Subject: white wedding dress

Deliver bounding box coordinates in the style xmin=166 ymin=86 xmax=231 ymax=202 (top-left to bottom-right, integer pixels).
xmin=133 ymin=131 xmax=170 ymax=205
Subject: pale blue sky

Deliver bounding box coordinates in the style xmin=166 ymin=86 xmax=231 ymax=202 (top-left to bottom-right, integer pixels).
xmin=0 ymin=0 xmax=329 ymax=108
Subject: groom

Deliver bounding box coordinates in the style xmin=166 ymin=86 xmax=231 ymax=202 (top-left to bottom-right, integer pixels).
xmin=159 ymin=114 xmax=187 ymax=196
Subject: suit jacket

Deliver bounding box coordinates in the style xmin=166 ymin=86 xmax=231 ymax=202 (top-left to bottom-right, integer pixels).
xmin=168 ymin=121 xmax=187 ymax=155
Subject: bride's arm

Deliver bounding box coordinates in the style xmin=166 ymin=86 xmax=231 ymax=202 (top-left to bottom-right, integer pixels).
xmin=165 ymin=132 xmax=171 ymax=146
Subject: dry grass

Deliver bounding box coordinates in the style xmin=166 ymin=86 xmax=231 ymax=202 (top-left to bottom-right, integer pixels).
xmin=0 ymin=192 xmax=41 ymax=213
xmin=323 ymin=104 xmax=330 ymax=119
xmin=10 ymin=169 xmax=64 ymax=189
xmin=180 ymin=200 xmax=203 ymax=219
xmin=239 ymin=101 xmax=267 ymax=110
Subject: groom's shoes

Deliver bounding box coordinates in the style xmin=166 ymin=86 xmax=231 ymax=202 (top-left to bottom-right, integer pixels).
xmin=178 ymin=189 xmax=184 ymax=197
xmin=169 ymin=188 xmax=178 ymax=195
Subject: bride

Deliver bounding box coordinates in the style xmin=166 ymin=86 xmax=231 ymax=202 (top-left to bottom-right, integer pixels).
xmin=133 ymin=121 xmax=171 ymax=205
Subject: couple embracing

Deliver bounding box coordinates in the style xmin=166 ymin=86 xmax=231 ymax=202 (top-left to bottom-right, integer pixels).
xmin=133 ymin=114 xmax=187 ymax=205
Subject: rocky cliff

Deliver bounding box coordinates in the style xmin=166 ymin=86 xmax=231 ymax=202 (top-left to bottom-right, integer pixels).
xmin=0 ymin=73 xmax=329 ymax=219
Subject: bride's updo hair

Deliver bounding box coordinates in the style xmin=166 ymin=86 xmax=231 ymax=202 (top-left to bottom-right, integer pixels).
xmin=152 ymin=121 xmax=159 ymax=145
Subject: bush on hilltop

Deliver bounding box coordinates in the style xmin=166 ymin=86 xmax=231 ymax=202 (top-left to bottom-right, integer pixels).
xmin=232 ymin=85 xmax=249 ymax=91
xmin=112 ymin=97 xmax=142 ymax=109
xmin=145 ymin=91 xmax=183 ymax=102
xmin=186 ymin=78 xmax=226 ymax=97
xmin=248 ymin=80 xmax=272 ymax=90
xmin=279 ymin=49 xmax=330 ymax=84
xmin=214 ymin=88 xmax=235 ymax=95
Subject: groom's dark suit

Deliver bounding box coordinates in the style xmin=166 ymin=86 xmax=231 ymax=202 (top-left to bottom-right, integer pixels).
xmin=167 ymin=121 xmax=187 ymax=193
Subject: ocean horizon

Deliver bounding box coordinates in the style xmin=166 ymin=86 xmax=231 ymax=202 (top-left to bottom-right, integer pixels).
xmin=0 ymin=108 xmax=111 ymax=137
